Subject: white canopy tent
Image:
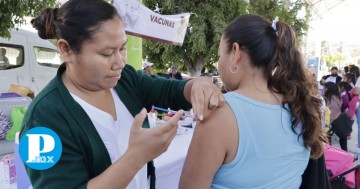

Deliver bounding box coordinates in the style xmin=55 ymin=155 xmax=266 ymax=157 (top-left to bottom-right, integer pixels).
xmin=303 ymin=0 xmax=346 ymax=19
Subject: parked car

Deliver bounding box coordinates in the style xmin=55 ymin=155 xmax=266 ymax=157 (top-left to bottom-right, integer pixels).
xmin=0 ymin=29 xmax=61 ymax=95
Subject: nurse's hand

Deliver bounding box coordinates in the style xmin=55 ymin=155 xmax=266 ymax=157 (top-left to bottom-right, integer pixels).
xmin=191 ymin=77 xmax=225 ymax=121
xmin=126 ymin=108 xmax=182 ymax=165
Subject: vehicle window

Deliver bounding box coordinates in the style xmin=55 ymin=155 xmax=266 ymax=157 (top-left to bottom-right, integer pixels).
xmin=0 ymin=44 xmax=24 ymax=70
xmin=34 ymin=47 xmax=62 ymax=68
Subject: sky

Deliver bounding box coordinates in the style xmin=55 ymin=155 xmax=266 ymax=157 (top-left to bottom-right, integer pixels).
xmin=307 ymin=0 xmax=360 ymax=45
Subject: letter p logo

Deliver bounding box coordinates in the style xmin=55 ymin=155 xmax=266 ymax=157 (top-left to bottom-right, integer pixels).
xmin=26 ymin=134 xmax=55 ymax=163
xmin=19 ymin=127 xmax=62 ymax=170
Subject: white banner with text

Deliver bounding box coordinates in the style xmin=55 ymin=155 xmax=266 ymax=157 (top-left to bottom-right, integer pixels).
xmin=113 ymin=0 xmax=190 ymax=46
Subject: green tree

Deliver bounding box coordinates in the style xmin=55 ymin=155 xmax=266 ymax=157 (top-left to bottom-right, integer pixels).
xmin=0 ymin=0 xmax=58 ymax=38
xmin=143 ymin=0 xmax=310 ymax=77
xmin=143 ymin=0 xmax=248 ymax=76
xmin=321 ymin=54 xmax=345 ymax=68
xmin=248 ymin=0 xmax=310 ymax=41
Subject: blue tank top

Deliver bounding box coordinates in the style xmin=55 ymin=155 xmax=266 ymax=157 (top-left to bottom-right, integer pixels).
xmin=211 ymin=92 xmax=310 ymax=189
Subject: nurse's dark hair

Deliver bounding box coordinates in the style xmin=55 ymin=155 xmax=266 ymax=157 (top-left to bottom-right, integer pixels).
xmin=31 ymin=0 xmax=119 ymax=53
xmin=223 ymin=14 xmax=324 ymax=159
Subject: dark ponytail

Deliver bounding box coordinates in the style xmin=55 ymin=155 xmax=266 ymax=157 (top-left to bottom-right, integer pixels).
xmin=350 ymin=66 xmax=360 ymax=82
xmin=324 ymin=82 xmax=341 ymax=105
xmin=224 ymin=14 xmax=324 ymax=159
xmin=271 ymin=21 xmax=324 ymax=159
xmin=344 ymin=73 xmax=356 ymax=86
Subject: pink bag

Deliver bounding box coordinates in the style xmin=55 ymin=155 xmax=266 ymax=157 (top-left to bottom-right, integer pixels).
xmin=324 ymin=143 xmax=355 ymax=188
xmin=0 ymin=155 xmax=16 ymax=184
xmin=347 ymin=88 xmax=359 ymax=119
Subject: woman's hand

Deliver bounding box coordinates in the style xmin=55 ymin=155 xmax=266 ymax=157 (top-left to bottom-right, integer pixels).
xmin=188 ymin=77 xmax=225 ymax=121
xmin=126 ymin=108 xmax=183 ymax=165
xmin=89 ymin=109 xmax=182 ymax=189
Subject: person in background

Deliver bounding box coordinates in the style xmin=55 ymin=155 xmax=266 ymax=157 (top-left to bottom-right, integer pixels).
xmin=168 ymin=65 xmax=183 ymax=80
xmin=338 ymin=81 xmax=352 ymax=113
xmin=142 ymin=60 xmax=153 ymax=75
xmin=344 ymin=65 xmax=349 ymax=75
xmin=320 ymin=66 xmax=342 ymax=85
xmin=0 ymin=47 xmax=9 ymax=64
xmin=343 ymin=73 xmax=356 ymax=88
xmin=351 ymin=66 xmax=360 ymax=148
xmin=20 ymin=1 xmax=224 ymax=188
xmin=16 ymin=50 xmax=23 ymax=65
xmin=324 ymin=82 xmax=347 ymax=151
xmin=180 ymin=14 xmax=324 ymax=188
xmin=338 ymin=81 xmax=356 ymax=141
xmin=350 ymin=65 xmax=360 ymax=82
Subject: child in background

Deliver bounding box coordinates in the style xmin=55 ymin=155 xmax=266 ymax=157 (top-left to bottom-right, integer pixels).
xmin=325 ymin=107 xmax=331 ymax=127
xmin=338 ymin=82 xmax=356 ymax=140
xmin=343 ymin=73 xmax=356 ymax=88
xmin=338 ymin=81 xmax=353 ymax=113
xmin=325 ymin=82 xmax=347 ymax=151
xmin=338 ymin=80 xmax=359 ymax=119
xmin=325 ymin=83 xmax=342 ymax=125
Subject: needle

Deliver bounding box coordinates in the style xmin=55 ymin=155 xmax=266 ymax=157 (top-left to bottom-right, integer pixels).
xmin=151 ymin=105 xmax=195 ymax=119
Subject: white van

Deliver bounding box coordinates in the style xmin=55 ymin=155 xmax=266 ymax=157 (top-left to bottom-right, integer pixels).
xmin=0 ymin=29 xmax=61 ymax=95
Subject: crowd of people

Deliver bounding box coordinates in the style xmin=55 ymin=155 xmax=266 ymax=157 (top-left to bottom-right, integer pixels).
xmin=320 ymin=65 xmax=360 ymax=152
xmin=141 ymin=61 xmax=184 ymax=80
xmin=19 ymin=0 xmax=335 ymax=188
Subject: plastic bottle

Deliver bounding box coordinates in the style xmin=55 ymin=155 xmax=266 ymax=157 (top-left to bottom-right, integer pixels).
xmin=149 ymin=109 xmax=157 ymax=128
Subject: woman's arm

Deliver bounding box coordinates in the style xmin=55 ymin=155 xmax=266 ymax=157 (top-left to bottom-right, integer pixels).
xmin=353 ymin=87 xmax=360 ymax=96
xmin=347 ymin=89 xmax=358 ymax=118
xmin=23 ymin=107 xmax=182 ymax=189
xmin=179 ymin=104 xmax=238 ymax=189
xmin=88 ymin=109 xmax=182 ymax=189
xmin=353 ymin=77 xmax=360 ymax=96
xmin=128 ymin=65 xmax=224 ymax=120
xmin=341 ymin=93 xmax=350 ymax=112
xmin=320 ymin=75 xmax=329 ymax=85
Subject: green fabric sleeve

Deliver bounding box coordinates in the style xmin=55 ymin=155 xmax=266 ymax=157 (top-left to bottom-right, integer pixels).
xmin=125 ymin=65 xmax=192 ymax=111
xmin=20 ymin=99 xmax=90 ymax=189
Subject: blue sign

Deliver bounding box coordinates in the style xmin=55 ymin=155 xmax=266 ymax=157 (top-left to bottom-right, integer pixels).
xmin=19 ymin=127 xmax=62 ymax=170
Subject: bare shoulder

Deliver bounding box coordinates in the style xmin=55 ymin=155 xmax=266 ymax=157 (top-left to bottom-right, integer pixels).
xmin=194 ymin=103 xmax=238 ymax=154
xmin=180 ymin=103 xmax=238 ymax=188
xmin=198 ymin=102 xmax=236 ymax=130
